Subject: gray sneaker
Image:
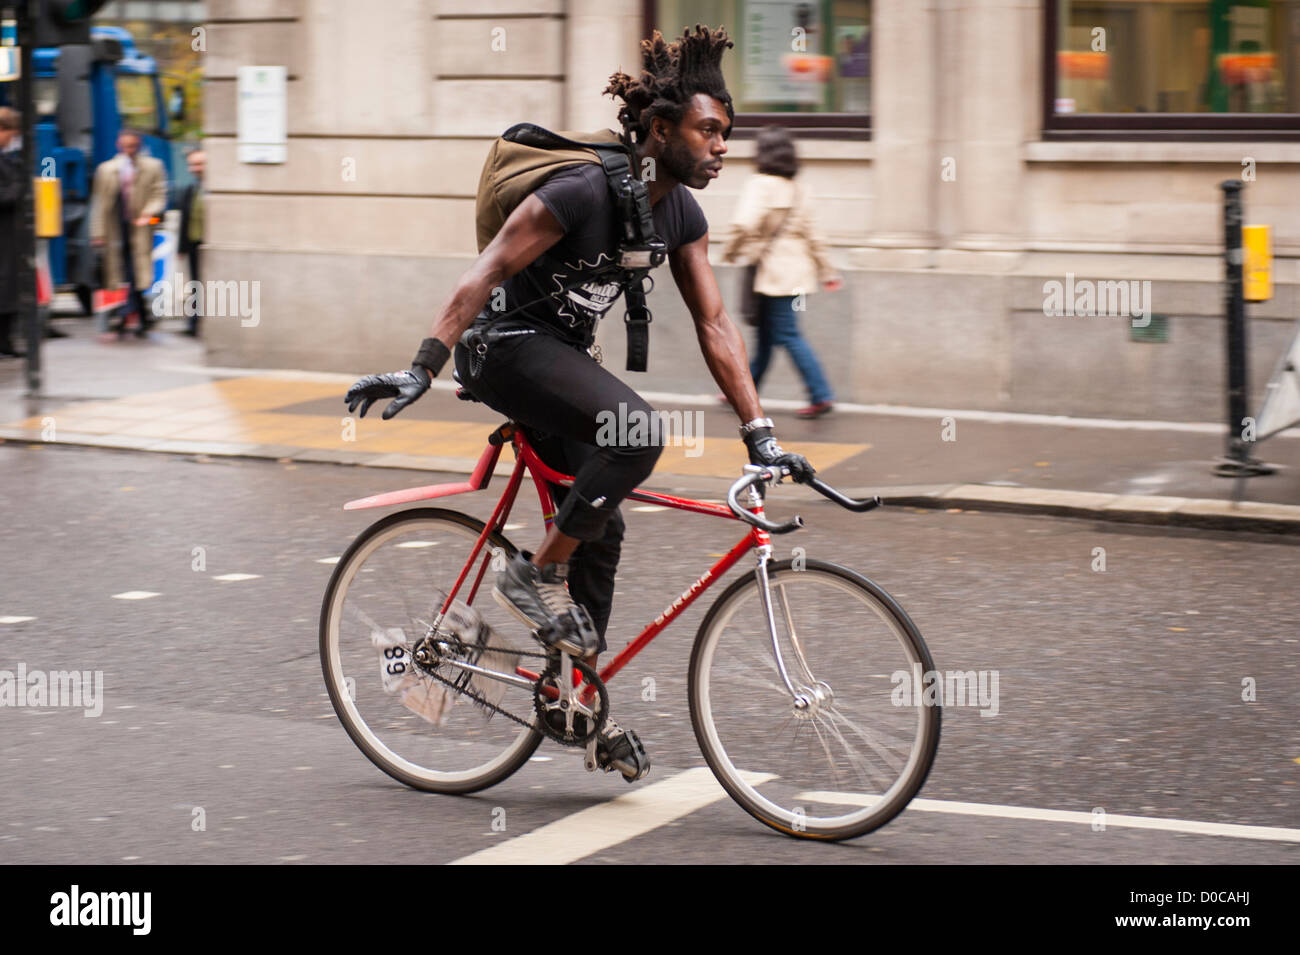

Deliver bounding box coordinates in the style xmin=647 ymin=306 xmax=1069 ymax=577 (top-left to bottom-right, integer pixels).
xmin=492 ymin=552 xmax=600 ymax=657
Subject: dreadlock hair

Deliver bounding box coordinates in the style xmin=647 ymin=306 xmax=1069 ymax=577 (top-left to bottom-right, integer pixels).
xmin=604 ymin=25 xmax=735 ymax=149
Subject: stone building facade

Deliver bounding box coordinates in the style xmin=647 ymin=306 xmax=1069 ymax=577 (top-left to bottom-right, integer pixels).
xmin=201 ymin=0 xmax=1299 ymax=421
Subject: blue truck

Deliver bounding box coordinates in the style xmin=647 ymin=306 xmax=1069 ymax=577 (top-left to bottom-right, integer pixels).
xmin=0 ymin=25 xmax=174 ymax=313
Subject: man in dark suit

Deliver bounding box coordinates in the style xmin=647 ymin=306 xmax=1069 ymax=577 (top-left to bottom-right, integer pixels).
xmin=177 ymin=149 xmax=205 ymax=337
xmin=0 ymin=107 xmax=24 ymax=357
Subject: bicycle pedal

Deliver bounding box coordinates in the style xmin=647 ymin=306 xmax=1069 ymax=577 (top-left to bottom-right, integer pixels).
xmin=597 ymin=727 xmax=650 ymax=782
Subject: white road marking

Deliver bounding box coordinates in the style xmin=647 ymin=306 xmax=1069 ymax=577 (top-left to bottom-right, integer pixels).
xmin=797 ymin=792 xmax=1300 ymax=843
xmin=317 ymin=557 xmax=340 ymax=564
xmin=630 ymin=505 xmax=668 ymax=512
xmin=395 ymin=541 xmax=439 ymax=549
xmin=636 ymin=390 xmax=1300 ymax=437
xmin=112 ymin=591 xmax=160 ymax=600
xmin=448 ymin=767 xmax=774 ymax=865
xmin=212 ymin=573 xmax=261 ymax=581
xmin=0 ymin=616 xmax=35 ymax=624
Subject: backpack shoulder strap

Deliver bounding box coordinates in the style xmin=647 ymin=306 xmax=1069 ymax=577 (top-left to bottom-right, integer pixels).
xmin=473 ymin=124 xmax=665 ymax=372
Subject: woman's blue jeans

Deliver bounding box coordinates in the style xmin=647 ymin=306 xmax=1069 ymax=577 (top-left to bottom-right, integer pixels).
xmin=749 ymin=294 xmax=834 ymax=405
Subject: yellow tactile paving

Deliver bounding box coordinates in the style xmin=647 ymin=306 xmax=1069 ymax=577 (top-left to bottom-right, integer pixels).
xmin=113 ymin=417 xmax=211 ymax=438
xmin=152 ymin=406 xmax=253 ymax=426
xmin=651 ymin=437 xmax=868 ymax=478
xmin=4 ymin=376 xmax=871 ymax=479
xmin=55 ymin=402 xmax=166 ymax=421
xmin=45 ymin=417 xmax=133 ymax=435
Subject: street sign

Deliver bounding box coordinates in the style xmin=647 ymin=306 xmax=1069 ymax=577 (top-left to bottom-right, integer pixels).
xmin=33 ymin=176 xmax=61 ymax=236
xmin=1242 ymin=224 xmax=1272 ymax=301
xmin=237 ymin=65 xmax=287 ymax=164
xmin=0 ymin=46 xmax=18 ymax=81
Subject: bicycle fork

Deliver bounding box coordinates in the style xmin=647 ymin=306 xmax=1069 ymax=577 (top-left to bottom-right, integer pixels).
xmin=749 ymin=489 xmax=834 ymax=719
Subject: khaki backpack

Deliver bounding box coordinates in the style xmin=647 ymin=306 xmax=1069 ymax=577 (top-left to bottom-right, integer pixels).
xmin=474 ymin=126 xmax=628 ymax=253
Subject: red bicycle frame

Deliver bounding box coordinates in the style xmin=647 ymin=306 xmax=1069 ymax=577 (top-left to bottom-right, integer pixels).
xmin=345 ymin=422 xmax=773 ymax=687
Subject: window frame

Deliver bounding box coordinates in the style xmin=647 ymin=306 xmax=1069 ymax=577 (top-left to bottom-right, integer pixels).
xmin=642 ymin=0 xmax=870 ymax=139
xmin=1041 ymin=0 xmax=1300 ymax=140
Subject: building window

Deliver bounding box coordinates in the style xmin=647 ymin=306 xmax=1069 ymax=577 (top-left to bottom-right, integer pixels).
xmin=647 ymin=1 xmax=870 ymax=135
xmin=1045 ymin=0 xmax=1300 ymax=137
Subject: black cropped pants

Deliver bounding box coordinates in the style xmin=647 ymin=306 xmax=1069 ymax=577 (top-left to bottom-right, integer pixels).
xmin=454 ymin=326 xmax=664 ymax=649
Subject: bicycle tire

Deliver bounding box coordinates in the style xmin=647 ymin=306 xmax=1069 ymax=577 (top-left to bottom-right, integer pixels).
xmin=320 ymin=507 xmax=543 ymax=794
xmin=688 ymin=558 xmax=940 ymax=841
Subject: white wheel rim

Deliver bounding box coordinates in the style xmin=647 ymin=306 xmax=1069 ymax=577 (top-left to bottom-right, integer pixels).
xmin=324 ymin=517 xmax=538 ymax=785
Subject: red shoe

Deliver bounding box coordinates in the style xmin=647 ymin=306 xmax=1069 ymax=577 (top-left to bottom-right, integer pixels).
xmin=796 ymin=401 xmax=833 ymax=419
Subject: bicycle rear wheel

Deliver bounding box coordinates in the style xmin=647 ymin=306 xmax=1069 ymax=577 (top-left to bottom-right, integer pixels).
xmin=320 ymin=508 xmax=543 ymax=794
xmin=689 ymin=558 xmax=940 ymax=840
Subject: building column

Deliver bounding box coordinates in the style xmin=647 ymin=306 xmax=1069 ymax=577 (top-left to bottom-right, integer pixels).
xmin=865 ymin=0 xmax=939 ymax=255
xmin=565 ymin=0 xmax=642 ymax=132
xmin=947 ymin=0 xmax=1033 ymax=256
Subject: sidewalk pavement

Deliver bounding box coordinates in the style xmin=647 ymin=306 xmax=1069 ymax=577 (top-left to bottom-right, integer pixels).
xmin=3 ymin=315 xmax=1299 ymax=535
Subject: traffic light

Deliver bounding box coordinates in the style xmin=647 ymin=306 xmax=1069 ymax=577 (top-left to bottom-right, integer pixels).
xmin=34 ymin=0 xmax=110 ymax=47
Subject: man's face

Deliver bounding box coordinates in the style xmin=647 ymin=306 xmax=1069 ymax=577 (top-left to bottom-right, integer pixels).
xmin=188 ymin=152 xmax=205 ymax=178
xmin=656 ymin=93 xmax=730 ymax=189
xmin=118 ymin=133 xmax=140 ymax=158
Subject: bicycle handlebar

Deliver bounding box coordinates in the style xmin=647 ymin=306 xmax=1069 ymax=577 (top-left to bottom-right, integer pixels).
xmin=726 ymin=470 xmax=803 ymax=534
xmin=725 ymin=468 xmax=882 ymax=533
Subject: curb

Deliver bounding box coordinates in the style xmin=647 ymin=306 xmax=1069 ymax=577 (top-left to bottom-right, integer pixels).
xmin=4 ymin=430 xmax=1298 ymax=535
xmin=866 ymin=483 xmax=1300 ymax=535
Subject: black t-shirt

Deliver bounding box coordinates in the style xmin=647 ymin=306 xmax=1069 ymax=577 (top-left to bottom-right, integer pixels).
xmin=492 ymin=163 xmax=708 ymax=347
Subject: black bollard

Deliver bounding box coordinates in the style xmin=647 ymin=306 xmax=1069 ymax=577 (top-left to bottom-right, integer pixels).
xmin=1214 ymin=180 xmax=1272 ymax=477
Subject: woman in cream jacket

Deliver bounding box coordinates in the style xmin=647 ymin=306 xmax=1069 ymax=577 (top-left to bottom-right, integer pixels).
xmin=722 ymin=127 xmax=841 ymax=418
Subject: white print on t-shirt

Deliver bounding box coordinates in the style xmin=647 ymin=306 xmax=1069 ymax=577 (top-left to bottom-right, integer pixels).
xmin=550 ymin=252 xmax=625 ymax=328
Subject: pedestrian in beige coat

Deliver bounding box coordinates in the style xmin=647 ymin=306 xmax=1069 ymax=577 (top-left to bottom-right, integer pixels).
xmin=90 ymin=129 xmax=167 ymax=337
xmin=723 ymin=126 xmax=842 ymax=418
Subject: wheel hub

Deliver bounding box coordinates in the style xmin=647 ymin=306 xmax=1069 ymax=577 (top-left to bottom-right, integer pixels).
xmin=791 ymin=681 xmax=834 ymax=720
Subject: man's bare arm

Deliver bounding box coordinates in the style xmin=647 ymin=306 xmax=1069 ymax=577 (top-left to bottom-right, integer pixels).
xmin=419 ymin=194 xmax=566 ymax=374
xmin=669 ymin=233 xmax=763 ymax=422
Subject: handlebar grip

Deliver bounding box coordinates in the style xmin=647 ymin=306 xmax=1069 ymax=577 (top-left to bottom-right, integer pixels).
xmin=806 ymin=476 xmax=881 ymax=512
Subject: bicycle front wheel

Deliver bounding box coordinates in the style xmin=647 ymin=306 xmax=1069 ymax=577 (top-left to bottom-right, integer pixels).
xmin=689 ymin=558 xmax=940 ymax=841
xmin=320 ymin=508 xmax=543 ymax=795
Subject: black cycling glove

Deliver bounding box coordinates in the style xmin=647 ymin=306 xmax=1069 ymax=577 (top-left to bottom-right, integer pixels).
xmin=345 ymin=366 xmax=430 ymax=420
xmin=743 ymin=426 xmax=816 ymax=482
xmin=344 ymin=338 xmax=450 ymax=420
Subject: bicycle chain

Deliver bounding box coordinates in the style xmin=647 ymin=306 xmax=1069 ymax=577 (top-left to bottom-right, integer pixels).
xmin=410 ymin=636 xmax=558 ymax=731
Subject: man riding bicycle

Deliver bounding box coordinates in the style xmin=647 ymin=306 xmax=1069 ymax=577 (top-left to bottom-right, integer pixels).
xmin=345 ymin=25 xmax=818 ymax=782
